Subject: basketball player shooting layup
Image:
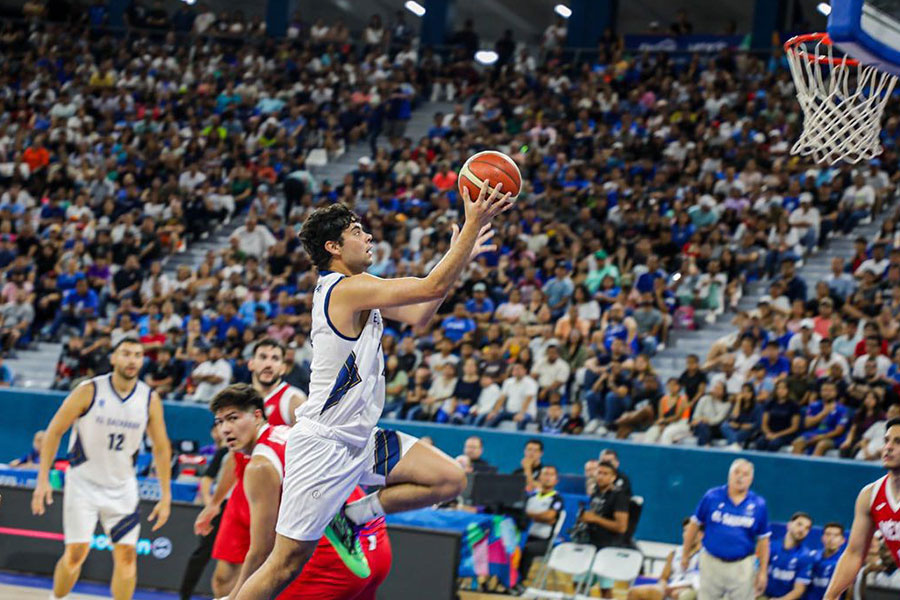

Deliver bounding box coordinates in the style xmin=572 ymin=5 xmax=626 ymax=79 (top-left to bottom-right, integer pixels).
xmin=233 ymin=180 xmax=511 ymax=599
xmin=30 ymin=337 xmax=172 ymax=600
xmin=821 ymin=417 xmax=900 ymax=599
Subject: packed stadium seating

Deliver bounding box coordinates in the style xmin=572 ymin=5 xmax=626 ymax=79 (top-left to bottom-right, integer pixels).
xmin=1 ymin=7 xmax=899 ymax=468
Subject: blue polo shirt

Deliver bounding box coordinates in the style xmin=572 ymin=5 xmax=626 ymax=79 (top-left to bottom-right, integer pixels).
xmin=693 ymin=485 xmax=770 ymax=561
xmin=759 ymin=355 xmax=791 ymax=377
xmin=804 ymin=547 xmax=843 ymax=600
xmin=766 ymin=536 xmax=813 ymax=597
xmin=801 ymin=401 xmax=851 ymax=443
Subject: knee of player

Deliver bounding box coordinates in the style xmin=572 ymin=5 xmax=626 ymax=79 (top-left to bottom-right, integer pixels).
xmin=64 ymin=543 xmax=90 ymax=567
xmin=442 ymin=463 xmax=468 ymax=498
xmin=112 ymin=545 xmax=138 ymax=575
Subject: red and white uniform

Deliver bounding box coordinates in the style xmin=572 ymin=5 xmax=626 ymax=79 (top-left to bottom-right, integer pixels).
xmin=264 ymin=381 xmax=306 ymax=427
xmin=869 ymin=474 xmax=900 ymax=567
xmin=212 ymin=424 xmax=288 ymax=564
xmin=280 ymin=486 xmax=392 ymax=600
xmin=212 ymin=424 xmax=392 ymax=599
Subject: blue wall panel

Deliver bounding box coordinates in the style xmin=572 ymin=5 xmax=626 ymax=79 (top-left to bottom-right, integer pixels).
xmin=0 ymin=390 xmax=879 ymax=544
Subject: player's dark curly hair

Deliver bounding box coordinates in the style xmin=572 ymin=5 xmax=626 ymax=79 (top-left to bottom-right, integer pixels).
xmin=210 ymin=383 xmax=264 ymax=414
xmin=298 ymin=203 xmax=360 ymax=271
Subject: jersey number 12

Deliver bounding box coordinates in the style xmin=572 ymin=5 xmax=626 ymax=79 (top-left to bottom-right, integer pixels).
xmin=108 ymin=433 xmax=124 ymax=451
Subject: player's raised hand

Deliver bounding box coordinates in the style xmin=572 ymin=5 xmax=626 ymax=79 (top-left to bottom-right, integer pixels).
xmin=194 ymin=502 xmax=221 ymax=536
xmin=450 ymin=223 xmax=496 ymax=261
xmin=31 ymin=478 xmax=53 ymax=516
xmin=148 ymin=497 xmax=171 ymax=531
xmin=461 ymin=179 xmax=513 ymax=228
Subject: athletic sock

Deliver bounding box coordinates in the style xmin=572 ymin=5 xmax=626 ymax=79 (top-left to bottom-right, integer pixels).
xmin=344 ymin=491 xmax=385 ymax=525
xmin=50 ymin=594 xmax=69 ymax=600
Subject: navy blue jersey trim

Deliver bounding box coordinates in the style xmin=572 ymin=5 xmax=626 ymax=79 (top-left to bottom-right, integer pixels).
xmin=323 ymin=276 xmax=360 ymax=341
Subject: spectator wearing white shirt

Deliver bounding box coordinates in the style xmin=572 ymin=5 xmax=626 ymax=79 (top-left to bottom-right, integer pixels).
xmin=789 ymin=195 xmax=820 ymax=254
xmin=190 ymin=344 xmax=233 ymax=402
xmin=709 ymin=354 xmax=746 ymax=396
xmin=787 ymin=319 xmax=821 ymax=360
xmin=178 ymin=163 xmax=207 ymax=193
xmin=841 ymin=173 xmax=875 ymax=233
xmin=470 ymin=375 xmax=502 ymax=425
xmin=483 ymin=362 xmax=538 ymax=430
xmin=854 ymin=242 xmax=889 ymax=279
xmin=229 ymin=213 xmax=276 ymax=259
xmin=852 ymin=336 xmax=892 ymax=379
xmin=532 ymin=342 xmax=571 ymax=404
xmin=856 ymin=404 xmax=900 ymax=460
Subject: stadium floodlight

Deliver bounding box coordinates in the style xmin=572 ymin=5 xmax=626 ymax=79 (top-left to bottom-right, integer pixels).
xmin=554 ymin=4 xmax=572 ymax=18
xmin=474 ymin=50 xmax=499 ymax=65
xmin=817 ymin=2 xmax=831 ymax=16
xmin=404 ymin=1 xmax=426 ymax=17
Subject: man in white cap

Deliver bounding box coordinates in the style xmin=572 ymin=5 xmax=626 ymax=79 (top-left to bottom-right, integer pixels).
xmin=788 ymin=319 xmax=821 ymax=360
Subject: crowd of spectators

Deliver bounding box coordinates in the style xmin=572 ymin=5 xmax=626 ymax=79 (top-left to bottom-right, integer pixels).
xmin=0 ymin=6 xmax=897 ymax=465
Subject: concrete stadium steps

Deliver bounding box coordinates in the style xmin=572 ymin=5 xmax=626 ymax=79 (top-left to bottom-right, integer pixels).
xmin=8 ymin=343 xmax=63 ymax=389
xmin=651 ymin=210 xmax=893 ymax=380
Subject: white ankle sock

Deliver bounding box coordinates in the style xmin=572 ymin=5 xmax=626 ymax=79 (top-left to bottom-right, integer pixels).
xmin=344 ymin=492 xmax=385 ymax=525
xmin=50 ymin=594 xmax=69 ymax=600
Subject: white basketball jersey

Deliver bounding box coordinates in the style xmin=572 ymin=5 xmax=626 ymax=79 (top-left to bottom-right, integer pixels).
xmin=294 ymin=271 xmax=385 ymax=447
xmin=67 ymin=374 xmax=152 ymax=487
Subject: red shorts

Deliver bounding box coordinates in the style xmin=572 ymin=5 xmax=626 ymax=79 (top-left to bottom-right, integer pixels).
xmin=278 ymin=526 xmax=392 ymax=600
xmin=211 ymin=479 xmax=251 ymax=564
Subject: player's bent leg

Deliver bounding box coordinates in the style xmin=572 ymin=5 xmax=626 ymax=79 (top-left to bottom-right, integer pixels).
xmin=53 ymin=543 xmax=90 ymax=598
xmin=379 ymin=439 xmax=466 ymax=513
xmin=233 ymin=535 xmax=318 ymax=600
xmin=212 ymin=560 xmax=241 ymax=598
xmin=111 ymin=544 xmax=137 ymax=600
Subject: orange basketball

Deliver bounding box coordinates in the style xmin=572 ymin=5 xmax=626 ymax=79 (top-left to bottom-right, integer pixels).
xmin=458 ymin=150 xmax=522 ymax=202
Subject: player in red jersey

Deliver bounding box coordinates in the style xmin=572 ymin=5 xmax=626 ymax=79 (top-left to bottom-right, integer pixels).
xmin=249 ymin=338 xmax=306 ymax=428
xmin=195 ymin=338 xmax=306 ymax=594
xmin=822 ymin=417 xmax=900 ymax=599
xmin=199 ymin=384 xmax=391 ymax=600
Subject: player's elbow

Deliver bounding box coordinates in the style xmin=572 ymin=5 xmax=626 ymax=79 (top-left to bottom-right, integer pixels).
xmin=421 ymin=275 xmax=451 ymax=300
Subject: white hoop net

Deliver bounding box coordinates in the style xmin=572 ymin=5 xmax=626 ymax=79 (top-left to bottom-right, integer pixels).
xmin=785 ymin=35 xmax=898 ymax=164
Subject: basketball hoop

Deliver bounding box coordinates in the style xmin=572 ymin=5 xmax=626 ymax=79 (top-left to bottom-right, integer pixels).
xmin=783 ymin=32 xmax=897 ymax=164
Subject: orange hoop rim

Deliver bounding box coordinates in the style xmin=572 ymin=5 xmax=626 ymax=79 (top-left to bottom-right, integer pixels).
xmin=783 ymin=32 xmax=861 ymax=66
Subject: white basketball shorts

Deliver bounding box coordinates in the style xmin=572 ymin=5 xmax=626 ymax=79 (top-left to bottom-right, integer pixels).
xmin=63 ymin=470 xmax=141 ymax=546
xmin=276 ymin=417 xmax=417 ymax=541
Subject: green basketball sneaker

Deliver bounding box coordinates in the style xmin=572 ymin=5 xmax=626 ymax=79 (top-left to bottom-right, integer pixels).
xmin=324 ymin=507 xmax=371 ymax=579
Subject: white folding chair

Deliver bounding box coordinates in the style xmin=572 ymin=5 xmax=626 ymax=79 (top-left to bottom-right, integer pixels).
xmin=523 ymin=542 xmax=596 ymax=600
xmin=575 ymin=546 xmax=644 ymax=599
xmin=527 ymin=510 xmax=568 ymax=587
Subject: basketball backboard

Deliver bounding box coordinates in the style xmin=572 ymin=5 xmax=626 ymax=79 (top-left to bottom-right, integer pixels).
xmin=829 ymin=0 xmax=900 ymax=75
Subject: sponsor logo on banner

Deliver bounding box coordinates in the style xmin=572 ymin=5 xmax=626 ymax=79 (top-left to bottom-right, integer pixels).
xmin=90 ymin=533 xmax=173 ymax=559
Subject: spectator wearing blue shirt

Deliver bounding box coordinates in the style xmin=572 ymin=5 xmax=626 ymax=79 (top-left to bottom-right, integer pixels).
xmin=682 ymin=459 xmax=770 ymax=600
xmin=239 ymin=287 xmax=273 ymax=325
xmin=758 ymin=342 xmax=791 ymax=378
xmin=635 ymin=255 xmax=666 ymax=295
xmin=465 ymin=283 xmax=495 ymax=323
xmin=804 ymin=523 xmax=845 ymax=600
xmin=211 ymin=301 xmax=246 ymax=343
xmin=765 ymin=512 xmax=814 ymax=600
xmin=791 ymin=381 xmax=850 ymax=456
xmin=45 ymin=278 xmax=98 ymax=339
xmin=9 ymin=429 xmax=42 ymax=468
xmin=441 ymin=303 xmax=476 ymax=344
xmin=543 ymin=262 xmax=575 ymax=320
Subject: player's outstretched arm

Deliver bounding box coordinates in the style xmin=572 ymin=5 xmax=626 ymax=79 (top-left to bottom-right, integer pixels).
xmin=146 ymin=391 xmax=172 ymax=531
xmin=30 ymin=381 xmax=94 ymax=516
xmin=331 ymin=180 xmax=512 ymax=314
xmin=226 ymin=458 xmax=281 ymax=600
xmin=381 ymin=222 xmax=496 ymax=328
xmin=824 ymin=484 xmax=877 ymax=600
